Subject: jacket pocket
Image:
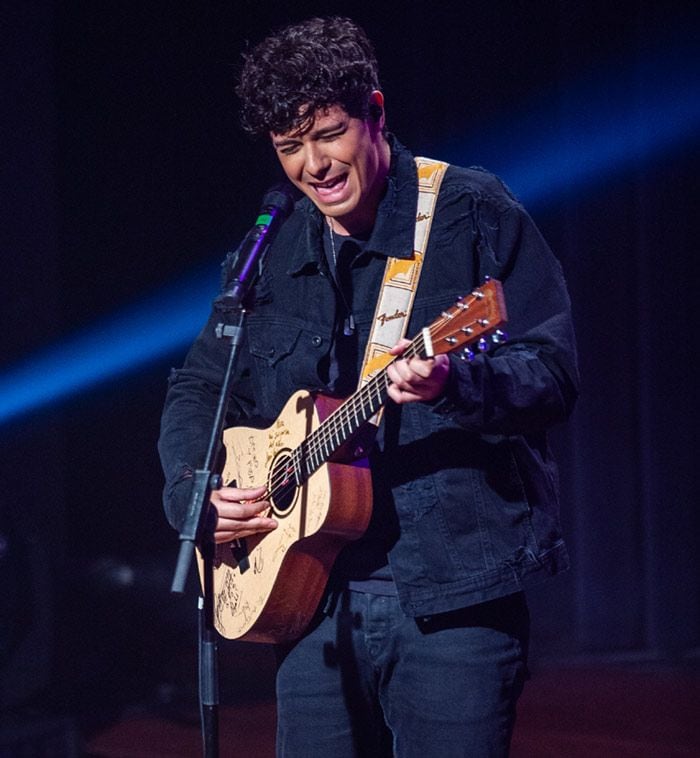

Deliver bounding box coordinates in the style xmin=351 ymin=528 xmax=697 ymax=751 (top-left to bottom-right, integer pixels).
xmin=249 ymin=325 xmax=301 ymax=367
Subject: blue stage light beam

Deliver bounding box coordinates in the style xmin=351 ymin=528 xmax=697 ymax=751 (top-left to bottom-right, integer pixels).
xmin=437 ymin=40 xmax=700 ymax=207
xmin=0 ymin=264 xmax=218 ymax=425
xmin=2 ymin=37 xmax=699 ymax=426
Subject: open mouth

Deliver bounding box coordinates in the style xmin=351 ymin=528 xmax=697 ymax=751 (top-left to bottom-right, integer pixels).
xmin=311 ymin=174 xmax=348 ymax=203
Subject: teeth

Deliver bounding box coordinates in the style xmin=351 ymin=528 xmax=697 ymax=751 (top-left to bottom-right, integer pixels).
xmin=316 ymin=176 xmax=343 ymax=189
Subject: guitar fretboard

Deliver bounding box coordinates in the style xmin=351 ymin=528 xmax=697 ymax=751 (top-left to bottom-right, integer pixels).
xmin=264 ymin=281 xmax=504 ymax=505
xmin=291 ymin=332 xmax=428 ymax=484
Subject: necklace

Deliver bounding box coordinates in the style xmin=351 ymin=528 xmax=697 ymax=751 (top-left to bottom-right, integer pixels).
xmin=326 ymin=216 xmax=355 ymax=336
xmin=326 ymin=215 xmax=338 ymax=268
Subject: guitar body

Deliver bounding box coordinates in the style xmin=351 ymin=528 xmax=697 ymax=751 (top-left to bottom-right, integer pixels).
xmin=207 ymin=390 xmax=373 ymax=643
xmin=200 ymin=279 xmax=506 ymax=644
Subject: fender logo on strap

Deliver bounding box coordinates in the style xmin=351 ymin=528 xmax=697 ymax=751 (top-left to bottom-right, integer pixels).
xmin=377 ymin=309 xmax=408 ymax=326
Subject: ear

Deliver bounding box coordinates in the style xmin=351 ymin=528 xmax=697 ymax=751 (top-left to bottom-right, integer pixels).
xmin=368 ymin=90 xmax=385 ymax=128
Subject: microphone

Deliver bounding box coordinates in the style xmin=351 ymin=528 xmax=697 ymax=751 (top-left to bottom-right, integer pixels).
xmin=220 ymin=183 xmax=297 ymax=307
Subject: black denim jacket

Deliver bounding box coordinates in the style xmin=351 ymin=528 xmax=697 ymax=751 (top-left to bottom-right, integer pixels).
xmin=158 ymin=137 xmax=579 ymax=617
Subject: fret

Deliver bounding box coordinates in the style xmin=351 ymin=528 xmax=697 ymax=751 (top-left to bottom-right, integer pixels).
xmin=286 ymin=279 xmax=504 ymax=483
xmin=291 ymin=447 xmax=303 ymax=486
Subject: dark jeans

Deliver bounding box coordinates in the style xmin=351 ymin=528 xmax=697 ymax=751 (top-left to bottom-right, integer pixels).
xmin=275 ymin=590 xmax=530 ymax=757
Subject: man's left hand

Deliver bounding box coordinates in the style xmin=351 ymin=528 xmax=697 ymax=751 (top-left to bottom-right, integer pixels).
xmin=386 ymin=339 xmax=450 ymax=404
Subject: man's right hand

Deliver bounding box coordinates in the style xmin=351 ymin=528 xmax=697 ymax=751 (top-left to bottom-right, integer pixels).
xmin=210 ymin=485 xmax=277 ymax=543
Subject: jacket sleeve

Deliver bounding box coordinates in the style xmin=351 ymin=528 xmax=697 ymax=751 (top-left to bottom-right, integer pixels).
xmin=433 ymin=198 xmax=579 ymax=434
xmin=157 ymin=294 xmax=257 ymax=532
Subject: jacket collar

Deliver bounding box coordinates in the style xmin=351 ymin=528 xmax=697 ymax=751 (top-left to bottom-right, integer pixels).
xmin=286 ymin=135 xmax=418 ymax=276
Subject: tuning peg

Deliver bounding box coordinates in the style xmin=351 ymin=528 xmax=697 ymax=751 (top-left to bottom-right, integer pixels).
xmin=491 ymin=330 xmax=507 ymax=344
xmin=460 ymin=347 xmax=476 ymax=362
xmin=477 ymin=337 xmax=489 ymax=352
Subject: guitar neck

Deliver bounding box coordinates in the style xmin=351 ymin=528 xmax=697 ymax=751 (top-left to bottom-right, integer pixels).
xmin=294 ymin=332 xmax=429 ymax=482
xmin=286 ymin=279 xmax=507 ymax=486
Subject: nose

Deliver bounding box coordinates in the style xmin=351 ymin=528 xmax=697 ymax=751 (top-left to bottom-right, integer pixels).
xmin=304 ymin=143 xmax=331 ymax=178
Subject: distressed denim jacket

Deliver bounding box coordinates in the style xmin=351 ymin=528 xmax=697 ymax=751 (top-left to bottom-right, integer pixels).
xmin=158 ymin=137 xmax=579 ymax=618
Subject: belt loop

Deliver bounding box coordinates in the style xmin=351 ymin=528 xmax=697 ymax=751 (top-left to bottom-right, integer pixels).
xmin=322 ymin=585 xmax=342 ymax=617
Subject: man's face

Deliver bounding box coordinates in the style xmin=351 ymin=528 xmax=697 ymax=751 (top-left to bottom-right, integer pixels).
xmin=271 ymin=99 xmax=390 ymax=236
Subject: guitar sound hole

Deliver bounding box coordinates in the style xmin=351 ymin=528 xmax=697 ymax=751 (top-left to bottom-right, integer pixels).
xmin=269 ymin=450 xmax=297 ymax=517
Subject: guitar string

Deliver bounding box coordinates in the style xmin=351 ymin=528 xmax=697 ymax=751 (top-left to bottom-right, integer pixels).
xmin=264 ymin=305 xmax=483 ymax=506
xmin=264 ymin=329 xmax=429 ymax=504
xmin=263 ymin=299 xmax=486 ymax=506
xmin=266 ymin=340 xmax=418 ymax=505
xmin=300 ymin=293 xmax=486 ymax=469
xmin=263 ymin=295 xmax=490 ymax=505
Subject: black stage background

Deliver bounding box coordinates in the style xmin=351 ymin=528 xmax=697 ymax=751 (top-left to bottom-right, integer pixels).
xmin=2 ymin=0 xmax=699 ymax=749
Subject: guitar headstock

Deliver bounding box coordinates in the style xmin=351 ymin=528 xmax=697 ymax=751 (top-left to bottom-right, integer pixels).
xmin=427 ymin=279 xmax=508 ymax=360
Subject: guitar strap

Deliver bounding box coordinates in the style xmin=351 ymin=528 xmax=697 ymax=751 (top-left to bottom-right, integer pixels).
xmin=359 ymin=156 xmax=449 ymax=426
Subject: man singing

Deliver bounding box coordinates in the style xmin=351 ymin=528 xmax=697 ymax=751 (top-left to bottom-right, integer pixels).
xmin=159 ymin=16 xmax=578 ymax=757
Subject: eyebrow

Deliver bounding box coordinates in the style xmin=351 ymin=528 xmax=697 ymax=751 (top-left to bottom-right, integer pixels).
xmin=272 ymin=120 xmax=347 ymax=147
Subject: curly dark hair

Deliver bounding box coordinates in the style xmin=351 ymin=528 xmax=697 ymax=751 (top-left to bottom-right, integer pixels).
xmin=236 ymin=17 xmax=381 ymax=136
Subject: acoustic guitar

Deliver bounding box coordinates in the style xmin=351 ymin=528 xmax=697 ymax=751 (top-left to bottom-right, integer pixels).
xmin=205 ymin=278 xmax=507 ymax=642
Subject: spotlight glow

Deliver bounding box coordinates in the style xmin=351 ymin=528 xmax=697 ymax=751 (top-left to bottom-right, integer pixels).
xmin=0 ymin=265 xmax=217 ymax=424
xmin=2 ymin=39 xmax=698 ymax=425
xmin=437 ymin=42 xmax=700 ymax=207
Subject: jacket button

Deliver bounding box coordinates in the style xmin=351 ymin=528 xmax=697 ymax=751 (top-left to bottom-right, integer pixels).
xmin=267 ymin=347 xmax=275 ymax=357
xmin=311 ymin=336 xmax=323 ymax=347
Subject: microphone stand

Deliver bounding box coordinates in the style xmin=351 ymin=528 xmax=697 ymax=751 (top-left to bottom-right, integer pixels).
xmin=170 ymin=299 xmax=248 ymax=758
xmin=169 ymin=183 xmax=294 ymax=756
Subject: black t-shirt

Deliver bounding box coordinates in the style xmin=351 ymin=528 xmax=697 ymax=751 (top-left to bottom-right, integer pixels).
xmin=322 ymin=224 xmax=397 ymax=595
